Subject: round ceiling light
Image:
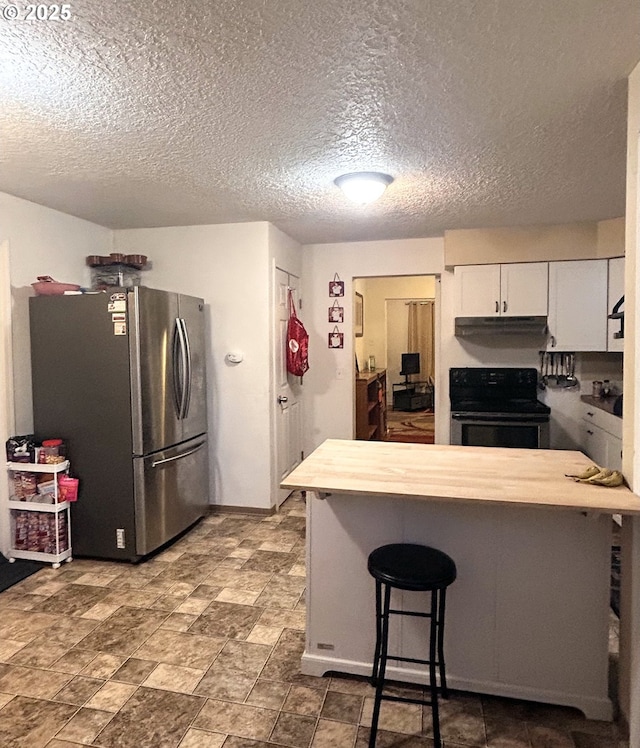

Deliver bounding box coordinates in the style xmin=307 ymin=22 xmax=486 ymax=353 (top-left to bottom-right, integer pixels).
xmin=334 ymin=172 xmax=393 ymax=205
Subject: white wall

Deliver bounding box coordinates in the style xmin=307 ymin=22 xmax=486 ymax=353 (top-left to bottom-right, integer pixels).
xmin=444 ymin=221 xmax=600 ymax=266
xmin=269 ymin=224 xmax=302 ymax=280
xmin=355 ymin=275 xmax=436 ymax=377
xmin=622 ymin=58 xmax=640 ymax=742
xmin=114 ymin=222 xmax=274 ymax=510
xmin=0 ymin=192 xmax=112 ymax=435
xmin=0 ymin=206 xmax=299 ymax=515
xmin=307 ymin=250 xmax=620 ymax=453
xmin=301 ymin=238 xmax=444 ymax=454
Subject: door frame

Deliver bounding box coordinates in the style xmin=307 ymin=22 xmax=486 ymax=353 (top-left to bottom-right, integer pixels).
xmin=271 ymin=262 xmax=302 ymax=509
xmin=0 ymin=240 xmax=15 ymax=556
xmin=352 ymin=274 xmax=441 ymax=443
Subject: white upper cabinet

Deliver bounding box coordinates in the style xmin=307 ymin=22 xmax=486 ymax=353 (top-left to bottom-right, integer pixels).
xmin=547 ymin=259 xmax=608 ymax=351
xmin=500 ymin=263 xmax=549 ymax=316
xmin=607 ymin=257 xmax=624 ymax=352
xmin=455 ymin=262 xmax=548 ymax=317
xmin=455 ymin=264 xmax=501 ymax=316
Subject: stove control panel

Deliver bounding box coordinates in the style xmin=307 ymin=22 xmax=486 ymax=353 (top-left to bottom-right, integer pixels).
xmin=450 ymin=367 xmax=538 ymax=388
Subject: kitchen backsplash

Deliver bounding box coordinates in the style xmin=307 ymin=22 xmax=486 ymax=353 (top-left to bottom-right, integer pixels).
xmin=578 ymin=352 xmax=624 ymax=396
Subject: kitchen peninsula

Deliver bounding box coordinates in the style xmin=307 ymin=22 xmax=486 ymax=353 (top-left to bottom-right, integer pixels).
xmin=281 ymin=439 xmax=640 ymax=720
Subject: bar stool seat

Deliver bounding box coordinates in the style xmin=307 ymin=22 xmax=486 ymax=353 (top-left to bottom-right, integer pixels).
xmin=367 ymin=543 xmax=457 ymax=748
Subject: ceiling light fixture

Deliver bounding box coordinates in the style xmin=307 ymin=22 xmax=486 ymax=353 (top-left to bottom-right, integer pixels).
xmin=334 ymin=172 xmax=393 ymax=205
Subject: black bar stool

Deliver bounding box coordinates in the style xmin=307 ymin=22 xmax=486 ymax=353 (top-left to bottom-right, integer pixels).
xmin=367 ymin=543 xmax=457 ymax=748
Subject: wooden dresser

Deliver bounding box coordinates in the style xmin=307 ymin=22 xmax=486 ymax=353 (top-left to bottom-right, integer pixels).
xmin=355 ymin=369 xmax=387 ymax=440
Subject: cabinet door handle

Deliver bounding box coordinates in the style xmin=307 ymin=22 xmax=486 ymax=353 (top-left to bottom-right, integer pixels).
xmin=586 ymin=429 xmax=594 ymax=435
xmin=550 ymin=335 xmax=556 ymax=348
xmin=587 ymin=411 xmax=594 ymax=417
xmin=503 ymin=301 xmax=507 ymax=313
xmin=495 ymin=301 xmax=499 ymax=313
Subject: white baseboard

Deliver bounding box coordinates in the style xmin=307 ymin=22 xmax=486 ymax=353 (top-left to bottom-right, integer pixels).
xmin=300 ymin=651 xmax=613 ymax=722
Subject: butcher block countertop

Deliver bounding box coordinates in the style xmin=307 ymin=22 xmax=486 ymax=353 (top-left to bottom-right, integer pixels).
xmin=282 ymin=439 xmax=640 ymax=515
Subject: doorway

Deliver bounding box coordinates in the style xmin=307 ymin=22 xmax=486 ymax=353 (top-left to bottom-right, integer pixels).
xmin=386 ymin=298 xmax=435 ymax=444
xmin=353 ymin=275 xmax=437 ymax=445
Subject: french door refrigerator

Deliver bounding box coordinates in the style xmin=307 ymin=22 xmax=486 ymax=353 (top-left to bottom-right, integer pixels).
xmin=29 ymin=287 xmax=209 ymax=561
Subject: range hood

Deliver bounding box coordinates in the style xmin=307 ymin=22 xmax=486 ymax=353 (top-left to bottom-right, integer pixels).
xmin=454 ymin=316 xmax=548 ymax=337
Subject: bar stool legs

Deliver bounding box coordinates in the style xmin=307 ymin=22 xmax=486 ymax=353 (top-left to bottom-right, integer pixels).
xmin=367 ymin=544 xmax=457 ymax=748
xmin=437 ymin=587 xmax=449 ymax=698
xmin=369 ymin=583 xmax=391 ymax=747
xmin=429 ymin=587 xmax=443 ymax=748
xmin=371 ymin=579 xmax=383 ymax=686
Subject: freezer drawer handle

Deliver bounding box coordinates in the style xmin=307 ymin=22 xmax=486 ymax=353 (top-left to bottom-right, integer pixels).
xmin=151 ymin=441 xmax=206 ymax=468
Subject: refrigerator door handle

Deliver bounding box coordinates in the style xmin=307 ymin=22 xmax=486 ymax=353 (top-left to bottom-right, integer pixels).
xmin=173 ymin=317 xmax=188 ymax=419
xmin=151 ymin=440 xmax=206 ymax=468
xmin=180 ymin=317 xmax=192 ymax=419
xmin=172 ymin=318 xmax=182 ymax=416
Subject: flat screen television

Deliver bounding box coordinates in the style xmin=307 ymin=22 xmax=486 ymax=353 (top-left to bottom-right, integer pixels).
xmin=400 ymin=352 xmax=420 ymax=376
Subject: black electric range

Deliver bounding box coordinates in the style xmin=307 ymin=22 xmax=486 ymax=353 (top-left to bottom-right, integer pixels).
xmin=449 ymin=367 xmax=550 ymax=448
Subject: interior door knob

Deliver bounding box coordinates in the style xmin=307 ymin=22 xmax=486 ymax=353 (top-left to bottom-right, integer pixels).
xmin=277 ymin=396 xmax=288 ymax=404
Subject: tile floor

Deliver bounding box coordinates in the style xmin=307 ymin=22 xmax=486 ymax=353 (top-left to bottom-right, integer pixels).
xmin=0 ymin=492 xmax=628 ymax=747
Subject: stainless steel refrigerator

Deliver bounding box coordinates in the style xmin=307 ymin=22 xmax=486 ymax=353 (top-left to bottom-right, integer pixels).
xmin=29 ymin=287 xmax=209 ymax=561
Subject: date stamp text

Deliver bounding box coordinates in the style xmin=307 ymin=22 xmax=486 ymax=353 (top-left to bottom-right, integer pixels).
xmin=1 ymin=4 xmax=71 ymax=20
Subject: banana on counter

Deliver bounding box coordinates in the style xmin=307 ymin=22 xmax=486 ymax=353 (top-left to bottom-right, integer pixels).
xmin=565 ymin=465 xmax=625 ymax=487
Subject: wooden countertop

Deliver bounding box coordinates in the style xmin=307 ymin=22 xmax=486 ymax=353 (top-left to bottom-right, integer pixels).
xmin=282 ymin=439 xmax=640 ymax=515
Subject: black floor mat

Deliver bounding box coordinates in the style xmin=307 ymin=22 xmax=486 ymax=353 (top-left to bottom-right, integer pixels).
xmin=0 ymin=553 xmax=45 ymax=593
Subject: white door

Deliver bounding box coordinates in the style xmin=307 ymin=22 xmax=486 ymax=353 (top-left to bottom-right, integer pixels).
xmin=274 ymin=267 xmax=302 ymax=507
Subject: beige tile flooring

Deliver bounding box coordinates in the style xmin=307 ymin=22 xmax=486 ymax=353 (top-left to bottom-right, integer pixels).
xmin=0 ymin=492 xmax=628 ymax=747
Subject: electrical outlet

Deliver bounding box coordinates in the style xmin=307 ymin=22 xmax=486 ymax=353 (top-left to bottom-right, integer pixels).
xmin=116 ymin=529 xmax=125 ymax=549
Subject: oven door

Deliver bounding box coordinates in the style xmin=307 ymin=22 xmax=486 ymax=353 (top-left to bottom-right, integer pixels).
xmin=451 ymin=415 xmax=549 ymax=449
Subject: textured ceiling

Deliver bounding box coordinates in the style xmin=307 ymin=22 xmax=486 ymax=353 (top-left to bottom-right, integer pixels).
xmin=1 ymin=0 xmax=639 ymax=244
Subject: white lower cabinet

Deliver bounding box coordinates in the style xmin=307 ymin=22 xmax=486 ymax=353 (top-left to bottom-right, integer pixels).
xmin=580 ymin=405 xmax=622 ymax=471
xmin=7 ymin=461 xmax=72 ymax=568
